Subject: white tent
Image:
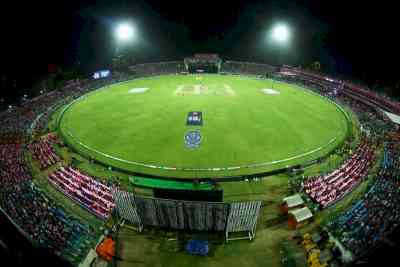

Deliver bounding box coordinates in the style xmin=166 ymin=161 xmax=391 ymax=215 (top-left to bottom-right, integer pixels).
xmin=289 ymin=207 xmax=313 ymax=223
xmin=283 ymin=194 xmax=304 ymax=209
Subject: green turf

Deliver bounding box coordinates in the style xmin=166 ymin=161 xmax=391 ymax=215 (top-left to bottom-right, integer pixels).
xmin=129 ymin=176 xmax=213 ymax=190
xmin=59 ymin=74 xmax=349 ymax=178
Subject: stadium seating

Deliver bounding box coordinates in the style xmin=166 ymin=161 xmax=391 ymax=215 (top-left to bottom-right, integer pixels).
xmin=48 ymin=166 xmax=115 ymax=219
xmin=0 ymin=141 xmax=96 ymax=264
xmin=1 ymin=61 xmax=400 ymax=266
xmin=28 ymin=133 xmax=61 ymax=169
xmin=328 ymin=143 xmax=400 ymax=258
xmin=0 ymin=143 xmax=32 ymax=189
xmin=0 ymin=86 xmax=105 ymax=264
xmin=303 ymin=142 xmax=374 ymax=208
xmin=0 ymin=181 xmax=97 ymax=264
xmin=128 ymin=61 xmax=183 ymax=76
xmin=281 ymin=65 xmax=400 ymax=115
xmin=222 ymin=61 xmax=277 ymax=75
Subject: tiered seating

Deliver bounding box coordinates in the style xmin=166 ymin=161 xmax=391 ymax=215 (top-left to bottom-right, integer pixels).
xmin=0 ymin=144 xmax=32 ymax=189
xmin=0 ymin=80 xmax=116 ymax=265
xmin=48 ymin=166 xmax=114 ymax=219
xmin=222 ymin=61 xmax=277 ymax=75
xmin=1 ymin=181 xmax=97 ymax=264
xmin=0 ymin=141 xmax=97 ymax=264
xmin=281 ymin=65 xmax=400 ymax=114
xmin=28 ymin=133 xmax=61 ymax=169
xmin=328 ymin=143 xmax=400 ymax=257
xmin=345 ymin=82 xmax=400 ymax=114
xmin=304 ymin=142 xmax=374 ymax=207
xmin=128 ymin=61 xmax=182 ymax=76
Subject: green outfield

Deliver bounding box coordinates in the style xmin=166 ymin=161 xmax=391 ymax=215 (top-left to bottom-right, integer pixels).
xmin=58 ymin=74 xmax=349 ymax=178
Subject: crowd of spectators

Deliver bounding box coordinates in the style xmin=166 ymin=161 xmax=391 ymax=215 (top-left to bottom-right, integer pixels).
xmin=303 ymin=142 xmax=375 ymax=208
xmin=128 ymin=61 xmax=184 ymax=76
xmin=0 ymin=130 xmax=98 ymax=265
xmin=1 ymin=61 xmax=400 ymax=265
xmin=344 ymin=82 xmax=400 ymax=114
xmin=336 ymin=93 xmax=394 ymax=138
xmin=48 ymin=166 xmax=114 ymax=219
xmin=28 ymin=133 xmax=61 ymax=169
xmin=280 ymin=66 xmax=400 ymax=114
xmin=0 ymin=181 xmax=97 ymax=265
xmin=328 ymin=143 xmax=400 ymax=258
xmin=0 ymin=144 xmax=31 ymax=189
xmin=0 ymin=77 xmax=111 ymax=265
xmin=221 ymin=61 xmax=277 ymax=76
xmin=279 ymin=67 xmax=397 ymax=142
xmin=0 ymin=140 xmax=98 ymax=265
xmin=0 ymin=111 xmax=31 ymax=142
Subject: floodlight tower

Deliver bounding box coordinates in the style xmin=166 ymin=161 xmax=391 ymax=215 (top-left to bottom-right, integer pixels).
xmin=114 ymin=23 xmax=136 ymax=57
xmin=113 ymin=22 xmax=136 ymax=71
xmin=270 ymin=23 xmax=291 ymax=65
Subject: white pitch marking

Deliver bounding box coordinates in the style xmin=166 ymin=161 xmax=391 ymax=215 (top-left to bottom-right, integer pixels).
xmin=174 ymin=84 xmax=185 ymax=95
xmin=261 ymin=88 xmax=280 ymax=95
xmin=194 ymin=84 xmax=202 ymax=95
xmin=224 ymin=84 xmax=236 ymax=96
xmin=129 ymin=88 xmax=149 ymax=93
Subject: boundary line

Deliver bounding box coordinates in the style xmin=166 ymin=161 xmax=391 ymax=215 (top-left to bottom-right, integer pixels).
xmin=57 ymin=76 xmax=345 ymax=173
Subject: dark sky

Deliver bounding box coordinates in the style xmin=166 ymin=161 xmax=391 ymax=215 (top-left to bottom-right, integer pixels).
xmin=1 ymin=0 xmax=399 ymax=99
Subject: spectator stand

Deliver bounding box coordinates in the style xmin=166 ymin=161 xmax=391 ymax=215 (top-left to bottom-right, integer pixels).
xmin=326 ymin=142 xmax=400 ymax=260
xmin=48 ymin=166 xmax=115 ymax=219
xmin=0 ymin=181 xmax=98 ymax=265
xmin=28 ymin=133 xmax=61 ymax=170
xmin=184 ymin=54 xmax=222 ymax=73
xmin=303 ymin=142 xmax=375 ymax=208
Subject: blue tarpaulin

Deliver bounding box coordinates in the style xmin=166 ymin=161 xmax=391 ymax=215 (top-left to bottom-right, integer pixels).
xmin=185 ymin=239 xmax=209 ymax=256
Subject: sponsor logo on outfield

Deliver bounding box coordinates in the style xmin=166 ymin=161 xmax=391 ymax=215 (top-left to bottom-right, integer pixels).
xmin=184 ymin=130 xmax=202 ymax=149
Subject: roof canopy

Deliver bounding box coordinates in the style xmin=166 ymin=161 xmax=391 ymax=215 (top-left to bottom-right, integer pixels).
xmin=289 ymin=207 xmax=313 ymax=222
xmin=283 ymin=194 xmax=304 ymax=208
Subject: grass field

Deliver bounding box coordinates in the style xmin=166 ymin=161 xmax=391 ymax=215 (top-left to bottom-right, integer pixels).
xmin=59 ymin=74 xmax=349 ymax=178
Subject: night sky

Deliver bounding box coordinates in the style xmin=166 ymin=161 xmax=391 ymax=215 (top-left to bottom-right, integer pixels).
xmin=1 ymin=0 xmax=399 ymax=100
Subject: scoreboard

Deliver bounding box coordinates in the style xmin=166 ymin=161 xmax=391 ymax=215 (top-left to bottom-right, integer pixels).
xmin=93 ymin=70 xmax=111 ymax=79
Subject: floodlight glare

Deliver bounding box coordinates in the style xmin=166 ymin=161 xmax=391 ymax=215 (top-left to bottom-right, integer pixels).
xmin=116 ymin=24 xmax=134 ymax=41
xmin=272 ymin=24 xmax=290 ymax=43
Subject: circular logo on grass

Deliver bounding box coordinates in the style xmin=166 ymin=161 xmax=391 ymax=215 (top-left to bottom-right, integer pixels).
xmin=184 ymin=130 xmax=202 ymax=149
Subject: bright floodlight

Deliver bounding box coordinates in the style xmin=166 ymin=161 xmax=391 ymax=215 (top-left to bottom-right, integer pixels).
xmin=272 ymin=24 xmax=290 ymax=43
xmin=116 ymin=24 xmax=134 ymax=41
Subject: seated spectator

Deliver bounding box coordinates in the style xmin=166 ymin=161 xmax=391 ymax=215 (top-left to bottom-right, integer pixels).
xmin=328 ymin=143 xmax=400 ymax=258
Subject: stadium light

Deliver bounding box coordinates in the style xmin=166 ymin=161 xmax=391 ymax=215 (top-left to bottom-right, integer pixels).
xmin=115 ymin=23 xmax=135 ymax=42
xmin=272 ymin=23 xmax=290 ymax=43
